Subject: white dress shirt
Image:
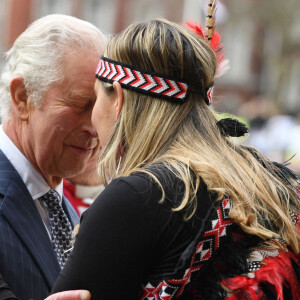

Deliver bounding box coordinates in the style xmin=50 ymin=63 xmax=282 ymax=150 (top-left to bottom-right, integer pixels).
xmin=0 ymin=125 xmax=63 ymax=239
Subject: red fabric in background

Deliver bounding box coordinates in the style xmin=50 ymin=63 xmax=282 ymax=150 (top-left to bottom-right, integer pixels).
xmin=63 ymin=179 xmax=90 ymax=217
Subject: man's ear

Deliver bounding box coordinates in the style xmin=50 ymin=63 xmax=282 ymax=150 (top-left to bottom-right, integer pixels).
xmin=112 ymin=81 xmax=123 ymax=120
xmin=10 ymin=76 xmax=30 ymax=121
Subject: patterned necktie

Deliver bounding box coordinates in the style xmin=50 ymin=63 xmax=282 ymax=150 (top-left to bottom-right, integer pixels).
xmin=40 ymin=189 xmax=73 ymax=269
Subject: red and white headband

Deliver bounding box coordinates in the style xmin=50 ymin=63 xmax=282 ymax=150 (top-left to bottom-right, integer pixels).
xmin=95 ymin=56 xmax=214 ymax=104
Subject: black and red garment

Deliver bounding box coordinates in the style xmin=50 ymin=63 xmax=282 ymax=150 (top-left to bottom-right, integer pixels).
xmin=52 ymin=164 xmax=300 ymax=300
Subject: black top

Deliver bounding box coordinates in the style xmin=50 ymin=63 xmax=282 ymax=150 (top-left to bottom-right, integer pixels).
xmin=52 ymin=166 xmax=300 ymax=300
xmin=52 ymin=168 xmax=214 ymax=299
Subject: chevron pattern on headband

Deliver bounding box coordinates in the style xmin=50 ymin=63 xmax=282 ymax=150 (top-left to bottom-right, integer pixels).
xmin=206 ymin=85 xmax=214 ymax=104
xmin=95 ymin=56 xmax=189 ymax=103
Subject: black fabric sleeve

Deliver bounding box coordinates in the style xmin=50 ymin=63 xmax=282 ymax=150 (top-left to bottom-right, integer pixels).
xmin=0 ymin=275 xmax=19 ymax=300
xmin=52 ymin=175 xmax=165 ymax=299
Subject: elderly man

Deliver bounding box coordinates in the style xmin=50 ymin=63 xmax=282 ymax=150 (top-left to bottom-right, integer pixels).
xmin=0 ymin=14 xmax=106 ymax=300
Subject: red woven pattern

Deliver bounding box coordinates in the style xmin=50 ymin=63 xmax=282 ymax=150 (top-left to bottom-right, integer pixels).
xmin=95 ymin=57 xmax=188 ymax=102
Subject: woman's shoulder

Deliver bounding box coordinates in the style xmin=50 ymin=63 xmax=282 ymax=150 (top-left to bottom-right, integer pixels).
xmin=127 ymin=164 xmax=215 ymax=219
xmin=104 ymin=164 xmax=183 ymax=200
xmin=86 ymin=167 xmax=169 ymax=219
xmin=89 ymin=163 xmax=215 ymax=227
xmin=105 ymin=169 xmax=164 ymax=202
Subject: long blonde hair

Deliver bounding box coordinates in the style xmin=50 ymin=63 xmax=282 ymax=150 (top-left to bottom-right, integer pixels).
xmin=98 ymin=18 xmax=300 ymax=253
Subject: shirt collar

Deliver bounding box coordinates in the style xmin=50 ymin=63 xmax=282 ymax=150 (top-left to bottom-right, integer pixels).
xmin=0 ymin=125 xmax=63 ymax=200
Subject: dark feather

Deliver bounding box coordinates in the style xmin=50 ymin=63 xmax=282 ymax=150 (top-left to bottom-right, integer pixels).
xmin=217 ymin=118 xmax=249 ymax=137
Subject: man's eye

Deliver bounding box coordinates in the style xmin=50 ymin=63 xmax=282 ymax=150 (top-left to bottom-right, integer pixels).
xmin=71 ymin=99 xmax=94 ymax=111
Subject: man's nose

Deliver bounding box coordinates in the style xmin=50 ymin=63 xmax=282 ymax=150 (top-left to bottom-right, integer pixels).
xmin=82 ymin=123 xmax=98 ymax=138
xmin=82 ymin=109 xmax=98 ymax=138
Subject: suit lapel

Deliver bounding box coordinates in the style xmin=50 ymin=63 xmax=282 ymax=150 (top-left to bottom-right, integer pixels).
xmin=0 ymin=151 xmax=60 ymax=289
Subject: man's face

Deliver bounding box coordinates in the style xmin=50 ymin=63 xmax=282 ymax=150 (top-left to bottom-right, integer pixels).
xmin=25 ymin=50 xmax=100 ymax=185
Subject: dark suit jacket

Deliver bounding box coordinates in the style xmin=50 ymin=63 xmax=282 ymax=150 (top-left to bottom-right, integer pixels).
xmin=0 ymin=150 xmax=79 ymax=300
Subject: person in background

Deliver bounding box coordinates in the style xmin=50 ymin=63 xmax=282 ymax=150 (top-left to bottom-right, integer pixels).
xmin=0 ymin=14 xmax=106 ymax=300
xmin=52 ymin=17 xmax=300 ymax=300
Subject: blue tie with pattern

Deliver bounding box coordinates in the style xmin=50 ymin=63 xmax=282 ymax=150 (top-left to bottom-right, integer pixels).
xmin=40 ymin=189 xmax=73 ymax=269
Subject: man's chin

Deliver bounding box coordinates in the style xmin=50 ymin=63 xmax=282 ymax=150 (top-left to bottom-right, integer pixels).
xmin=59 ymin=162 xmax=90 ymax=179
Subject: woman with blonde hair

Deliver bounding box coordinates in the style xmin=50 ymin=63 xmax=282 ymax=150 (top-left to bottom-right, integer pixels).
xmin=52 ymin=17 xmax=300 ymax=299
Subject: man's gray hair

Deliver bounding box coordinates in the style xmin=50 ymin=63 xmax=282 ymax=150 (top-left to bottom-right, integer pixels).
xmin=0 ymin=14 xmax=107 ymax=121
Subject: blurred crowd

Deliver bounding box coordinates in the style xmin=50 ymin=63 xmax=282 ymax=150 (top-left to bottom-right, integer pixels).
xmin=238 ymin=96 xmax=300 ymax=175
